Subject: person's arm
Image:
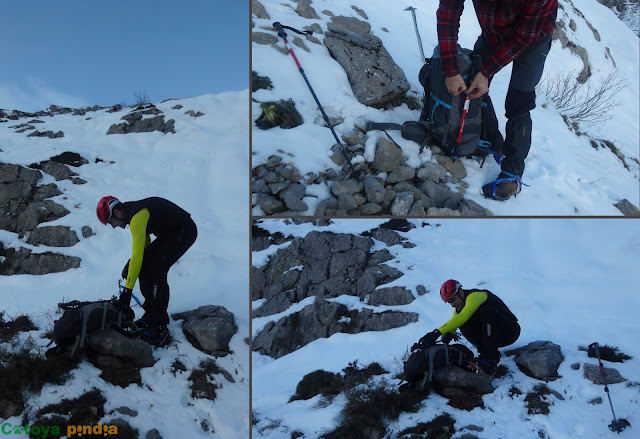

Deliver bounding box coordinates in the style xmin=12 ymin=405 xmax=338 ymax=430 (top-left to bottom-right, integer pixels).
xmin=437 ymin=291 xmax=488 ymax=334
xmin=124 ymin=208 xmax=150 ymax=289
xmin=480 ymin=0 xmax=556 ymax=77
xmin=437 ymin=0 xmax=465 ymax=77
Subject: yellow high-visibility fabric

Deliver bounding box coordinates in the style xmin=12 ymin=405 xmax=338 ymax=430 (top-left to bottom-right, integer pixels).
xmin=437 ymin=291 xmax=488 ymax=334
xmin=124 ymin=208 xmax=151 ymax=289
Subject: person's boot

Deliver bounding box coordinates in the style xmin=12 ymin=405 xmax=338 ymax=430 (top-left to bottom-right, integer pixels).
xmin=466 ymin=357 xmax=499 ymax=376
xmin=135 ymin=324 xmax=170 ymax=347
xmin=482 ymin=172 xmax=522 ymax=201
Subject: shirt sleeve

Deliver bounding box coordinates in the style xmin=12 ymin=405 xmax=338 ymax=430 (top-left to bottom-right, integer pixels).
xmin=437 ymin=291 xmax=488 ymax=334
xmin=437 ymin=0 xmax=465 ymax=77
xmin=480 ymin=0 xmax=556 ymax=77
xmin=124 ymin=208 xmax=150 ymax=289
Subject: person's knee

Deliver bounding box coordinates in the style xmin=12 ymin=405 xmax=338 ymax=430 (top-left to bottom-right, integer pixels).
xmin=505 ymin=87 xmax=536 ymax=119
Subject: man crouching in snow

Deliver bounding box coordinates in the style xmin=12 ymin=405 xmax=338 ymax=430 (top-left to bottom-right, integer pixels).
xmin=414 ymin=279 xmax=520 ymax=376
xmin=96 ymin=195 xmax=197 ymax=346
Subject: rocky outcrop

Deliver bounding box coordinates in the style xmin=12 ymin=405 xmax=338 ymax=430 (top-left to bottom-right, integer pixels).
xmin=0 ymin=243 xmax=81 ymax=275
xmin=172 ymin=306 xmax=238 ymax=357
xmin=107 ymin=105 xmax=175 ymax=135
xmin=252 ymin=230 xmax=410 ymax=317
xmin=324 ymin=16 xmax=409 ymax=108
xmin=252 ymin=299 xmax=418 ymax=358
xmin=506 ymin=341 xmax=564 ymax=381
xmin=26 ymin=226 xmax=80 ymax=247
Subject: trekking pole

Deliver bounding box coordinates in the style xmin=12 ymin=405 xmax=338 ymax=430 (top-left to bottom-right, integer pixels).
xmin=456 ymin=95 xmax=471 ymax=144
xmin=272 ymin=22 xmax=355 ymax=175
xmin=404 ymin=7 xmax=425 ymax=62
xmin=589 ymin=342 xmax=627 ymax=434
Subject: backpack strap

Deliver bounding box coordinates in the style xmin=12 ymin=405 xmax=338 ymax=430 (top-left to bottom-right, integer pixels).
xmin=365 ymin=122 xmax=404 ymax=132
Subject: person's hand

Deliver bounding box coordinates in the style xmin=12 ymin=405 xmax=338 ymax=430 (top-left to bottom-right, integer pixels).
xmin=121 ymin=260 xmax=130 ymax=280
xmin=417 ymin=329 xmax=441 ymax=349
xmin=466 ymin=71 xmax=489 ymax=99
xmin=441 ymin=331 xmax=458 ymax=344
xmin=445 ymin=74 xmax=467 ymax=96
xmin=118 ymin=287 xmax=133 ymax=310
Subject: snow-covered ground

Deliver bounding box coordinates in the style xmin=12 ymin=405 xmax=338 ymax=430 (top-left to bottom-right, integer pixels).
xmin=0 ymin=91 xmax=249 ymax=438
xmin=251 ymin=0 xmax=640 ymax=215
xmin=252 ymin=218 xmax=640 ymax=438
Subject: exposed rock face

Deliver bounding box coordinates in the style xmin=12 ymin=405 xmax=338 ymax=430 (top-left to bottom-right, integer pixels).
xmin=252 ymin=299 xmax=418 ymax=358
xmin=27 ymin=130 xmax=64 ymax=138
xmin=88 ymin=329 xmax=156 ymax=367
xmin=107 ymin=105 xmax=175 ymax=134
xmin=26 ymin=226 xmax=80 ymax=247
xmin=506 ymin=341 xmax=564 ymax=381
xmin=324 ymin=16 xmax=409 ymax=108
xmin=0 ymin=244 xmax=81 ymax=275
xmin=296 ymin=0 xmax=320 ymax=19
xmin=251 ymin=0 xmax=270 ymax=19
xmin=172 ymin=305 xmax=238 ymax=357
xmin=614 ymin=199 xmax=640 ymax=216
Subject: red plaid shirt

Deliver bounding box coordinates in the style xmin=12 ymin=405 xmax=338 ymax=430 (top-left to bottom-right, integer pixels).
xmin=437 ymin=0 xmax=558 ymax=78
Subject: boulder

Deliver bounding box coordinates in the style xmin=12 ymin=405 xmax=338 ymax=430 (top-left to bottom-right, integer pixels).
xmin=433 ymin=365 xmax=495 ymax=394
xmin=373 ymin=137 xmax=405 ymax=172
xmin=87 ymin=329 xmax=155 ymax=367
xmin=583 ymin=363 xmax=627 ymax=384
xmin=506 ymin=341 xmax=564 ymax=380
xmin=172 ymin=305 xmax=238 ymax=357
xmin=251 ymin=0 xmax=269 ymax=19
xmin=27 ymin=226 xmax=79 ymax=247
xmin=296 ymin=0 xmax=320 ymax=19
xmin=366 ymin=286 xmax=414 ymax=306
xmin=0 ymin=244 xmax=80 ymax=275
xmin=390 ymin=191 xmax=414 ymax=216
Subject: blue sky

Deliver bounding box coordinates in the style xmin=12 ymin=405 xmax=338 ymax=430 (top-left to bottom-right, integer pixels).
xmin=0 ymin=1 xmax=248 ymax=112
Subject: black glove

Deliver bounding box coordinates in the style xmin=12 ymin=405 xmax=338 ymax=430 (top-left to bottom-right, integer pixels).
xmin=118 ymin=287 xmax=132 ymax=310
xmin=441 ymin=331 xmax=457 ymax=344
xmin=121 ymin=260 xmax=130 ymax=280
xmin=417 ymin=329 xmax=441 ymax=349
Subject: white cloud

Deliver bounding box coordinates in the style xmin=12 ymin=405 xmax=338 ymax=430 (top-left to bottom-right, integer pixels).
xmin=0 ymin=78 xmax=89 ymax=112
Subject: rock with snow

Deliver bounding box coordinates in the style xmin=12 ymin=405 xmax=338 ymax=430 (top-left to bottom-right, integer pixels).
xmin=172 ymin=305 xmax=238 ymax=357
xmin=0 ymin=244 xmax=80 ymax=275
xmin=88 ymin=329 xmax=155 ymax=367
xmin=506 ymin=341 xmax=564 ymax=381
xmin=583 ymin=363 xmax=627 ymax=384
xmin=26 ymin=226 xmax=80 ymax=247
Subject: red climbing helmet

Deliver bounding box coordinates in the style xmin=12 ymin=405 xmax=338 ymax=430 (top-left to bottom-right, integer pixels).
xmin=440 ymin=279 xmax=462 ymax=302
xmin=96 ymin=196 xmax=120 ymax=225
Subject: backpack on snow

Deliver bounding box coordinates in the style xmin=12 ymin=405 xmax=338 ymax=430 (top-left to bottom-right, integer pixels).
xmin=366 ymin=46 xmax=501 ymax=163
xmin=46 ymin=298 xmax=135 ymax=358
xmin=402 ymin=343 xmax=473 ymax=391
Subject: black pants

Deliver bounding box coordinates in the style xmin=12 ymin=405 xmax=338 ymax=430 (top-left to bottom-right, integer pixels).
xmin=474 ymin=33 xmax=553 ymax=177
xmin=138 ymin=218 xmax=197 ymax=325
xmin=459 ymin=306 xmax=521 ymax=361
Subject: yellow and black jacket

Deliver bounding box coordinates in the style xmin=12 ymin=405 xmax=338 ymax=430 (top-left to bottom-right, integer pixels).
xmin=437 ymin=289 xmax=517 ymax=335
xmin=121 ymin=197 xmax=192 ymax=290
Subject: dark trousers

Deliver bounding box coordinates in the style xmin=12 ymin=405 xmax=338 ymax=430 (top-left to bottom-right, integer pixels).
xmin=459 ymin=306 xmax=521 ymax=361
xmin=138 ymin=218 xmax=197 ymax=325
xmin=474 ymin=33 xmax=552 ymax=177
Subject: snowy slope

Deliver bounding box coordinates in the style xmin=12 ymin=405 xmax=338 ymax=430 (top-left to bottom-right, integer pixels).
xmin=0 ymin=91 xmax=249 ymax=438
xmin=251 ymin=0 xmax=640 ymax=215
xmin=252 ymin=218 xmax=640 ymax=439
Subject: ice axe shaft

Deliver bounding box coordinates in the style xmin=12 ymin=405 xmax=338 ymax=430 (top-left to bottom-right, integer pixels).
xmin=272 ymin=22 xmax=355 ymax=174
xmin=405 ymin=7 xmax=425 ymax=62
xmin=456 ymin=96 xmax=471 ymax=144
xmin=590 ymin=342 xmax=627 ymax=434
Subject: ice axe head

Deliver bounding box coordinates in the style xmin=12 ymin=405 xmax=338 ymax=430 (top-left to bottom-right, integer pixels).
xmin=404 ymin=6 xmax=416 ymax=12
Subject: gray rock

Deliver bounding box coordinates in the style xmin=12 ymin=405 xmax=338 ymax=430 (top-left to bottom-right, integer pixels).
xmin=408 ymin=200 xmax=426 ymax=216
xmin=115 ymin=406 xmax=139 ymax=417
xmin=185 ymin=110 xmax=204 ymax=118
xmin=366 ymin=228 xmax=406 ymax=247
xmin=0 ymin=398 xmax=22 ymax=419
xmin=324 ymin=22 xmax=409 ymax=107
xmin=0 ymin=244 xmax=80 ymax=275
xmin=263 ymin=171 xmax=279 ymax=183
xmin=332 ymin=179 xmax=363 ymax=196
xmin=253 ymin=299 xmax=418 ymax=358
xmin=373 ymin=137 xmax=405 ymax=172
xmin=367 ymin=286 xmax=414 ymax=306
xmin=88 ymin=328 xmax=155 ymax=367
xmin=293 ymin=37 xmax=310 ymax=52
xmin=338 ymin=193 xmax=358 ymax=211
xmin=386 ymin=165 xmax=415 ymax=184
xmin=146 ymin=429 xmax=163 ymax=439
xmin=328 ymin=16 xmax=371 ymax=36
xmin=351 ymin=5 xmax=368 ymax=19
xmin=363 ymin=176 xmax=385 ymax=203
xmin=173 ymin=305 xmax=238 ymax=357
xmin=392 ymin=181 xmax=433 ymax=209
xmin=435 ymin=155 xmax=467 ymax=180
xmin=588 ymin=397 xmax=603 ymax=405
xmin=420 ymin=180 xmax=462 ymax=209
xmin=255 ymin=194 xmax=285 ymax=215
xmin=583 ymin=363 xmax=627 ymax=384
xmin=360 ymin=203 xmax=382 ymax=215
xmin=252 ymin=178 xmax=270 ymax=194
xmin=252 ymin=0 xmax=269 ymax=19
xmin=282 ymin=184 xmax=308 ymax=211
xmin=416 ymin=285 xmax=428 ymax=296
xmin=304 ymin=23 xmax=323 ymax=34
xmin=390 ymin=191 xmax=414 ymax=216
xmin=27 ymin=130 xmax=64 ymax=139
xmin=81 ymin=226 xmax=95 ymax=238
xmin=459 ymin=199 xmax=494 ymax=216
xmin=279 ymin=166 xmax=301 ymax=182
xmin=614 ymin=199 xmax=640 ymax=216
xmin=268 ymin=180 xmax=291 ymax=195
xmin=107 ymin=108 xmax=175 ymax=135
xmin=252 ymin=32 xmax=278 ymax=45
xmin=417 ymin=162 xmax=447 ymax=183
xmin=433 ymin=365 xmax=495 ymax=394
xmin=27 ymin=226 xmax=79 ymax=247
xmin=265 ymin=155 xmax=282 ymax=169
xmin=296 ymin=0 xmax=320 ymax=19
xmin=570 ymin=363 xmax=580 ymax=370
xmin=342 ymin=129 xmax=366 ymax=146
xmin=506 ymin=341 xmax=564 ymax=381
xmin=426 ymin=207 xmax=460 ymax=216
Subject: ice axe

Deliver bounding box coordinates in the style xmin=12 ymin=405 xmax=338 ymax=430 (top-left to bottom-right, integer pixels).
xmin=589 ymin=342 xmax=628 ymax=434
xmin=404 ymin=7 xmax=425 ymax=62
